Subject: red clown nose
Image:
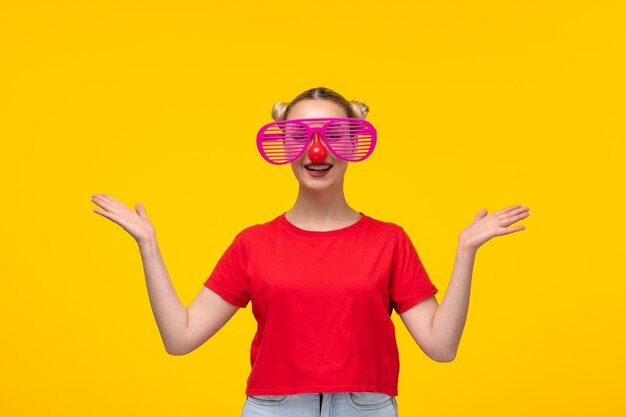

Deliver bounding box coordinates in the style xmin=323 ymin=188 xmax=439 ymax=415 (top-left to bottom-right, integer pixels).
xmin=308 ymin=132 xmax=328 ymax=164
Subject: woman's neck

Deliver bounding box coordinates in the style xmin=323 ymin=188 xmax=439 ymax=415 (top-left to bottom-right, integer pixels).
xmin=285 ymin=186 xmax=361 ymax=231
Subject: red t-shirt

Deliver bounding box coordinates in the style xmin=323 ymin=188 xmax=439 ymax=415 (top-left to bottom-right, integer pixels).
xmin=204 ymin=213 xmax=438 ymax=396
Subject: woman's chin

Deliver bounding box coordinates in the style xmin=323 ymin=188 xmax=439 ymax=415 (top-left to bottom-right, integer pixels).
xmin=291 ymin=163 xmax=347 ymax=192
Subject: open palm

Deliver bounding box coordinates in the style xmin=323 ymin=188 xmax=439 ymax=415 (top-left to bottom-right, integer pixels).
xmin=459 ymin=204 xmax=530 ymax=252
xmin=91 ymin=193 xmax=156 ymax=245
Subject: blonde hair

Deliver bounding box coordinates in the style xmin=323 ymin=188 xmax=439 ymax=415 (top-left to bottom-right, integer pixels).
xmin=271 ymin=86 xmax=370 ymax=121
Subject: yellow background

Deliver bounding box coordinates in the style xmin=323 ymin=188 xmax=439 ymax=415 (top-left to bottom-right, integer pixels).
xmin=1 ymin=1 xmax=624 ymax=415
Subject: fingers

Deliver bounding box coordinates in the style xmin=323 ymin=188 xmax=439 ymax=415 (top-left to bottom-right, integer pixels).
xmin=494 ymin=205 xmax=530 ymax=219
xmin=91 ymin=193 xmax=127 ymax=214
xmin=499 ymin=225 xmax=526 ymax=235
xmin=492 ymin=204 xmax=523 ymax=216
xmin=478 ymin=205 xmax=529 ymax=231
xmin=91 ymin=194 xmax=131 ymax=224
xmin=91 ymin=193 xmax=123 ymax=206
xmin=92 ymin=206 xmax=117 ymax=221
xmin=499 ymin=208 xmax=530 ymax=228
xmin=92 ymin=193 xmax=120 ymax=207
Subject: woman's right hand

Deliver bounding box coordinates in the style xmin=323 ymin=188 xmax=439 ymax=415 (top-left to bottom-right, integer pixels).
xmin=91 ymin=193 xmax=156 ymax=246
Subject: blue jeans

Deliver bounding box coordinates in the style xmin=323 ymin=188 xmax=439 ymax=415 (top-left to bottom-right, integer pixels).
xmin=241 ymin=392 xmax=398 ymax=417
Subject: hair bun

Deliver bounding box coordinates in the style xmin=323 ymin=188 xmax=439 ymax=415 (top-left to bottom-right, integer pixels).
xmin=271 ymin=102 xmax=289 ymax=121
xmin=350 ymin=100 xmax=369 ymax=119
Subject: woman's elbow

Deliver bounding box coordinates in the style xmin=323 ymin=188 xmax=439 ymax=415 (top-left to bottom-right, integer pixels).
xmin=430 ymin=349 xmax=457 ymax=363
xmin=164 ymin=341 xmax=190 ymax=356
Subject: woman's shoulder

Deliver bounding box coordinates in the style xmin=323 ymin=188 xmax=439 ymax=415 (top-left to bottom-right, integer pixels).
xmin=361 ymin=214 xmax=408 ymax=237
xmin=232 ymin=214 xmax=284 ymax=239
xmin=362 ymin=215 xmax=426 ymax=252
xmin=363 ymin=213 xmax=404 ymax=230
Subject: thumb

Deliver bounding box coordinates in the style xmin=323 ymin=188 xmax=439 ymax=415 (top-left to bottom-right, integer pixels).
xmin=474 ymin=208 xmax=488 ymax=221
xmin=135 ymin=202 xmax=147 ymax=218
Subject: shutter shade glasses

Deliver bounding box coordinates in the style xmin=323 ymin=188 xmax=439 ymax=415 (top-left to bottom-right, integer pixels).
xmin=256 ymin=117 xmax=377 ymax=165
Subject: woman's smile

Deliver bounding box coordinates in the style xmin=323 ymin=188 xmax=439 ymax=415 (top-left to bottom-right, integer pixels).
xmin=305 ymin=163 xmax=333 ymax=176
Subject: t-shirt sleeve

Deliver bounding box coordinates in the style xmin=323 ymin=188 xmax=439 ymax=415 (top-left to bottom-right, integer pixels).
xmin=204 ymin=231 xmax=250 ymax=308
xmin=390 ymin=228 xmax=438 ymax=315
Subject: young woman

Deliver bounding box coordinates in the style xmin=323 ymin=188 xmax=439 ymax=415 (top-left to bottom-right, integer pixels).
xmin=91 ymin=87 xmax=530 ymax=417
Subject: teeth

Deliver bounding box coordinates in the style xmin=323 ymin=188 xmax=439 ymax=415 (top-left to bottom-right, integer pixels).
xmin=306 ymin=165 xmax=331 ymax=171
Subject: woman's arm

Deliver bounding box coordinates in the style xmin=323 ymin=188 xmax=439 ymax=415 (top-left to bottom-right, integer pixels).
xmin=138 ymin=237 xmax=190 ymax=355
xmin=399 ymin=205 xmax=529 ymax=362
xmin=139 ymin=237 xmax=240 ymax=356
xmin=91 ymin=193 xmax=240 ymax=356
xmin=399 ymin=243 xmax=474 ymax=362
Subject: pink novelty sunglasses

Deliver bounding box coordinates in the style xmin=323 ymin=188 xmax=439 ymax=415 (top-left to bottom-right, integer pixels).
xmin=256 ymin=117 xmax=377 ymax=165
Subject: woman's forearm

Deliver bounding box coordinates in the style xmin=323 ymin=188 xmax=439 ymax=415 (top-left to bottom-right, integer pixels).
xmin=138 ymin=237 xmax=188 ymax=355
xmin=431 ymin=240 xmax=477 ymax=360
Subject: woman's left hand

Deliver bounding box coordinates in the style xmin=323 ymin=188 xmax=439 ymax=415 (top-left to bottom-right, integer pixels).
xmin=459 ymin=204 xmax=530 ymax=252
